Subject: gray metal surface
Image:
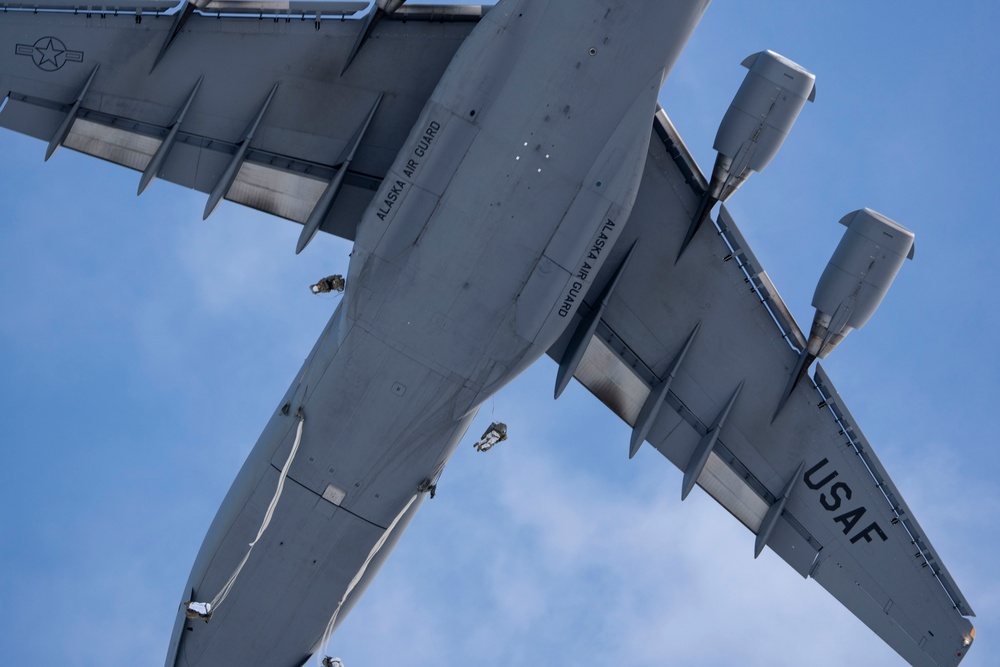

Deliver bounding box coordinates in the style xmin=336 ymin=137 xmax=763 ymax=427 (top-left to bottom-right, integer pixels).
xmin=813 ymin=208 xmax=915 ymax=331
xmin=158 ymin=1 xmax=711 ymax=665
xmin=200 ymin=1 xmax=368 ymax=15
xmin=1 ymin=0 xmax=175 ymax=9
xmin=0 ymin=8 xmax=476 ymax=239
xmin=812 ymin=364 xmax=973 ymax=618
xmin=0 ymin=1 xmax=974 ymax=666
xmin=546 ymin=109 xmax=974 ymax=667
xmin=714 ymin=50 xmax=816 ymax=173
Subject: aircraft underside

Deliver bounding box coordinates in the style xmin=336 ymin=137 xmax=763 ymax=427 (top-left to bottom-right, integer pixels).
xmin=0 ymin=1 xmax=976 ymax=665
xmin=169 ymin=1 xmax=709 ymax=664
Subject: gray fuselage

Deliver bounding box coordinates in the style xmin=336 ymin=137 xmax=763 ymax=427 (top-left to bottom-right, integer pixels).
xmin=167 ymin=2 xmax=709 ymax=665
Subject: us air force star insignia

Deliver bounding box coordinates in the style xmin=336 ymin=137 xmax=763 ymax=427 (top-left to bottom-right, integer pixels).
xmin=14 ymin=37 xmax=84 ymax=72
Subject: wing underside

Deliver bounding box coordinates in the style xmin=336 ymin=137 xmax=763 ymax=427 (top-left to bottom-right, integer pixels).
xmin=0 ymin=4 xmax=483 ymax=240
xmin=546 ymin=109 xmax=974 ymax=667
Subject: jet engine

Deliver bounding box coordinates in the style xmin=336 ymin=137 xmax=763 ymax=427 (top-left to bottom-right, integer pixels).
xmin=807 ymin=208 xmax=915 ymax=359
xmin=709 ymin=50 xmax=817 ymax=203
xmin=679 ymin=50 xmax=815 ymax=260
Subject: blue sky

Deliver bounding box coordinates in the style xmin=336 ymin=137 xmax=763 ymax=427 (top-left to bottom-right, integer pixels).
xmin=1 ymin=2 xmax=997 ymax=666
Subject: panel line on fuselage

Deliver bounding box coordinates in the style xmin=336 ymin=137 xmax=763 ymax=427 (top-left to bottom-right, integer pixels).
xmin=270 ymin=463 xmax=392 ymax=532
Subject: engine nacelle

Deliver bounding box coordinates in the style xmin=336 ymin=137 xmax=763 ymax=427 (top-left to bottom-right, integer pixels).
xmin=709 ymin=50 xmax=816 ymax=203
xmin=807 ymin=208 xmax=915 ymax=358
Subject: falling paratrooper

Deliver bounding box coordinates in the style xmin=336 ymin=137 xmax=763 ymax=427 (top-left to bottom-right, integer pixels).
xmin=473 ymin=422 xmax=508 ymax=453
xmin=311 ymin=274 xmax=345 ymax=295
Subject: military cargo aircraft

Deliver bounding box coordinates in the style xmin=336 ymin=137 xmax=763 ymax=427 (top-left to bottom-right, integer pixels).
xmin=0 ymin=1 xmax=978 ymax=666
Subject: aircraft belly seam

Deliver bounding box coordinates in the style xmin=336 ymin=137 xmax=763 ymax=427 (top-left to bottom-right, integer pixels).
xmin=270 ymin=464 xmax=390 ymax=532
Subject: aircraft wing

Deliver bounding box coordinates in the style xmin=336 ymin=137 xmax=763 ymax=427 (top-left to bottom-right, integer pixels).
xmin=546 ymin=109 xmax=976 ymax=667
xmin=0 ymin=2 xmax=483 ymax=240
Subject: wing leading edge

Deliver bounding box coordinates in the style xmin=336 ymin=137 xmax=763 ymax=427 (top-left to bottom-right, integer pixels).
xmin=546 ymin=109 xmax=975 ymax=667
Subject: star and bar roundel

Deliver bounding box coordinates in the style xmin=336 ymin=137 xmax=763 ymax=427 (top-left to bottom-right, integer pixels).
xmin=15 ymin=36 xmax=84 ymax=72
